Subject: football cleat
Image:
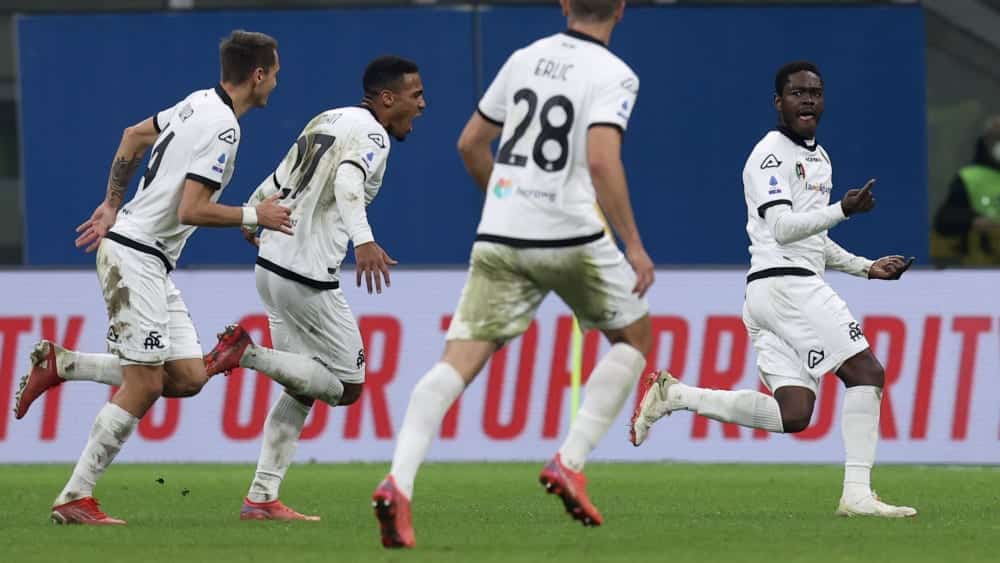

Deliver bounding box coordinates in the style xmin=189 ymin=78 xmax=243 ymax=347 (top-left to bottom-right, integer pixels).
xmin=203 ymin=324 xmax=252 ymax=377
xmin=372 ymin=475 xmax=415 ymax=548
xmin=836 ymin=491 xmax=917 ymax=518
xmin=240 ymin=498 xmax=320 ymax=521
xmin=51 ymin=497 xmax=126 ymax=525
xmin=14 ymin=340 xmax=64 ymax=420
xmin=630 ymin=370 xmax=680 ymax=446
xmin=538 ymin=454 xmax=603 ymax=527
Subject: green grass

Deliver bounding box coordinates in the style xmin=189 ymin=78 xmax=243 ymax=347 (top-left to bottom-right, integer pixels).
xmin=1 ymin=463 xmax=998 ymax=562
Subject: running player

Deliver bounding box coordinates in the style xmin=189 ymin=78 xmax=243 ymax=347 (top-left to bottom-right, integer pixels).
xmin=202 ymin=56 xmax=425 ymax=521
xmin=14 ymin=30 xmax=290 ymax=525
xmin=373 ymin=0 xmax=654 ymax=548
xmin=630 ymin=61 xmax=917 ymax=518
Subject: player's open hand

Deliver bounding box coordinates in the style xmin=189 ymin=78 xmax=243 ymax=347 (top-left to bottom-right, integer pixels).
xmin=626 ymin=244 xmax=655 ymax=297
xmin=841 ymin=179 xmax=876 ymax=217
xmin=75 ymin=201 xmax=117 ymax=253
xmin=868 ymin=255 xmax=914 ymax=280
xmin=241 ymin=226 xmax=259 ymax=248
xmin=355 ymin=241 xmax=398 ymax=294
xmin=256 ymin=193 xmax=293 ymax=235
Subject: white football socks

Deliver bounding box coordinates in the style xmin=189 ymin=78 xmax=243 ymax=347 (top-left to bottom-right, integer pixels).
xmin=558 ymin=343 xmax=646 ymax=472
xmin=390 ymin=362 xmax=465 ymax=499
xmin=669 ymin=383 xmax=784 ymax=432
xmin=240 ymin=346 xmax=344 ymax=406
xmin=842 ymin=385 xmax=881 ymax=500
xmin=247 ymin=392 xmax=312 ymax=503
xmin=54 ymin=402 xmax=137 ymax=506
xmin=56 ymin=347 xmax=123 ymax=386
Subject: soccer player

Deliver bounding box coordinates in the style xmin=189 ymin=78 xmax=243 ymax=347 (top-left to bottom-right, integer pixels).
xmin=201 ymin=56 xmax=425 ymax=521
xmin=373 ymin=0 xmax=654 ymax=548
xmin=14 ymin=31 xmax=290 ymax=525
xmin=630 ymin=61 xmax=917 ymax=518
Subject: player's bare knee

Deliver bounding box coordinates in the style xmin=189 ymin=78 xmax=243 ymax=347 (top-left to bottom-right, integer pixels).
xmin=603 ymin=315 xmax=652 ymax=356
xmin=774 ymin=386 xmax=815 ymax=433
xmin=339 ymin=383 xmax=364 ymax=406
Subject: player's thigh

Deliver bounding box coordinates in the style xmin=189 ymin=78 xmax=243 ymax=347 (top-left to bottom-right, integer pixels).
xmin=266 ymin=272 xmax=366 ymax=385
xmin=96 ymin=240 xmax=171 ymax=365
xmin=541 ymin=237 xmax=649 ymax=335
xmin=446 ymin=242 xmax=546 ymax=345
xmin=255 ymin=266 xmax=291 ymax=351
xmin=745 ymin=303 xmax=819 ymax=395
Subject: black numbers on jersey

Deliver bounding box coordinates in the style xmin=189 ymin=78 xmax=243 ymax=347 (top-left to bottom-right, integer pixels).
xmin=495 ymin=88 xmax=574 ymax=173
xmin=140 ymin=131 xmax=175 ymax=190
xmin=281 ymin=133 xmax=335 ymax=200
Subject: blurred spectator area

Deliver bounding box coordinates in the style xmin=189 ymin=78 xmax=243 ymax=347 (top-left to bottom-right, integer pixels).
xmin=1 ymin=0 xmax=998 ymax=265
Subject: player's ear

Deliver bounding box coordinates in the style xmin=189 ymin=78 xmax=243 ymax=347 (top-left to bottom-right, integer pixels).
xmin=380 ymin=89 xmax=395 ymax=108
xmin=773 ymin=94 xmax=782 ymax=113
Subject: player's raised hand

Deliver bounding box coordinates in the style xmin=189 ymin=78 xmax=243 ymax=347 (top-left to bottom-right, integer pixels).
xmin=75 ymin=201 xmax=117 ymax=253
xmin=841 ymin=179 xmax=876 ymax=217
xmin=868 ymin=255 xmax=915 ymax=280
xmin=256 ymin=193 xmax=293 ymax=235
xmin=626 ymin=244 xmax=655 ymax=297
xmin=355 ymin=241 xmax=398 ymax=295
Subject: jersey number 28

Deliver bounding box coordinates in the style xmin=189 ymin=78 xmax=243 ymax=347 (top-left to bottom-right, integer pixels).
xmin=497 ymin=88 xmax=574 ymax=173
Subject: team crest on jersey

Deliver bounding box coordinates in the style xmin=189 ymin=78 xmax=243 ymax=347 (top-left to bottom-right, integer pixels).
xmin=795 ymin=162 xmax=806 ymax=179
xmin=760 ymin=154 xmax=782 ymax=170
xmin=368 ymin=133 xmax=386 ymax=148
xmin=217 ymin=128 xmax=238 ymax=144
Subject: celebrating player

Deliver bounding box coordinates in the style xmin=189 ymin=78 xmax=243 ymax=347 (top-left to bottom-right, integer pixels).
xmin=202 ymin=56 xmax=425 ymax=521
xmin=13 ymin=30 xmax=289 ymax=525
xmin=630 ymin=61 xmax=917 ymax=518
xmin=373 ymin=0 xmax=654 ymax=548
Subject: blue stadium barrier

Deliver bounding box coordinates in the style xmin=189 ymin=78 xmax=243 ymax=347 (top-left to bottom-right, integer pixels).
xmin=18 ymin=5 xmax=926 ymax=267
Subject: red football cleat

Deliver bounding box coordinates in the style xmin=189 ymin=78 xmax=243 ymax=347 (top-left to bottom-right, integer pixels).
xmin=539 ymin=454 xmax=603 ymax=527
xmin=14 ymin=340 xmax=64 ymax=420
xmin=240 ymin=498 xmax=320 ymax=521
xmin=51 ymin=497 xmax=126 ymax=525
xmin=372 ymin=475 xmax=415 ymax=549
xmin=203 ymin=324 xmax=253 ymax=377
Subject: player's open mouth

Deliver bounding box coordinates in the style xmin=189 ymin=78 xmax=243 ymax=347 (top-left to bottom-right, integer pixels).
xmin=798 ymin=112 xmax=816 ymax=122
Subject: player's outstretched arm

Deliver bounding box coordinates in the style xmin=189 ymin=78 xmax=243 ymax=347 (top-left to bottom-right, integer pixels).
xmin=74 ymin=117 xmax=159 ymax=252
xmin=764 ymin=180 xmax=876 ymax=245
xmin=178 ymin=179 xmax=292 ymax=234
xmin=824 ymin=237 xmax=874 ymax=277
xmin=457 ymin=112 xmax=502 ymax=192
xmin=587 ymin=126 xmax=654 ymax=297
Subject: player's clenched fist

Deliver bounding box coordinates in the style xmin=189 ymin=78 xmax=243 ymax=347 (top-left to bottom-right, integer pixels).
xmin=840 ymin=178 xmax=876 ymax=216
xmin=256 ymin=193 xmax=293 ymax=235
xmin=355 ymin=241 xmax=398 ymax=294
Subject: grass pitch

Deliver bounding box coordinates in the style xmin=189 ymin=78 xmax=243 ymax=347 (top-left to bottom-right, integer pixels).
xmin=1 ymin=463 xmax=997 ymax=563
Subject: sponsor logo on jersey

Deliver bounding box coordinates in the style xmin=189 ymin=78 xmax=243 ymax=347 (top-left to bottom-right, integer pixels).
xmin=620 ymin=77 xmax=639 ymax=95
xmin=616 ymin=99 xmax=631 ymax=120
xmin=492 ymin=178 xmax=514 ymax=199
xmin=368 ymin=133 xmax=386 ymax=148
xmin=106 ymin=325 xmax=120 ymax=343
xmin=212 ymin=152 xmax=227 ymax=174
xmin=807 ymin=349 xmax=825 ymax=369
xmin=805 ymin=182 xmax=832 ymax=194
xmin=796 ymin=162 xmax=806 ymax=179
xmin=805 ymin=155 xmax=823 ymax=163
xmin=768 ymin=176 xmax=782 ymax=195
xmin=218 ymin=128 xmax=238 ymax=144
xmin=362 ymin=151 xmax=375 ymax=169
xmin=760 ymin=154 xmax=782 ymax=169
xmin=179 ymin=103 xmax=194 ymax=122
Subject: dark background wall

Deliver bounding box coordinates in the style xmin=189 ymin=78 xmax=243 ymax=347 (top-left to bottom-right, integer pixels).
xmin=17 ymin=4 xmax=927 ymax=267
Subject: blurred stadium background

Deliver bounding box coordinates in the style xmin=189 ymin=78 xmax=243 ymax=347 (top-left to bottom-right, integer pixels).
xmin=1 ymin=1 xmax=998 ymax=561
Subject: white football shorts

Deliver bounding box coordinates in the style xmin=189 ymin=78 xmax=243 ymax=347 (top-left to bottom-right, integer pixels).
xmin=255 ymin=266 xmax=365 ymax=384
xmin=743 ymin=273 xmax=869 ymax=393
xmin=97 ymin=239 xmax=201 ymax=365
xmin=446 ymin=235 xmax=649 ymax=344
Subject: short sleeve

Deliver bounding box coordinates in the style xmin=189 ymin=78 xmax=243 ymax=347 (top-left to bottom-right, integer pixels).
xmin=339 ymin=125 xmax=390 ymax=185
xmin=187 ymin=119 xmax=239 ymax=190
xmin=745 ymin=150 xmax=793 ymax=218
xmin=153 ymin=101 xmax=180 ymax=133
xmin=586 ymin=69 xmax=639 ymax=134
xmin=477 ymin=55 xmax=516 ymax=126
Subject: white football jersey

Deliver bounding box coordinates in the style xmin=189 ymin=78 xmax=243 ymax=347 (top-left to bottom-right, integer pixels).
xmin=744 ymin=129 xmax=835 ymax=275
xmin=476 ymin=30 xmax=639 ymax=243
xmin=256 ymin=106 xmax=390 ymax=288
xmin=111 ymin=86 xmax=240 ymax=270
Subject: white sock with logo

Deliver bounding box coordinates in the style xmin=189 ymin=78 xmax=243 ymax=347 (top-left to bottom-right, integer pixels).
xmin=558 ymin=343 xmax=646 ymax=472
xmin=668 ymin=384 xmax=784 ymax=432
xmin=56 ymin=348 xmax=123 ymax=386
xmin=54 ymin=402 xmax=137 ymax=506
xmin=239 ymin=347 xmax=344 ymax=406
xmin=390 ymin=362 xmax=466 ymax=499
xmin=842 ymin=385 xmax=881 ymax=501
xmin=247 ymin=392 xmax=312 ymax=503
